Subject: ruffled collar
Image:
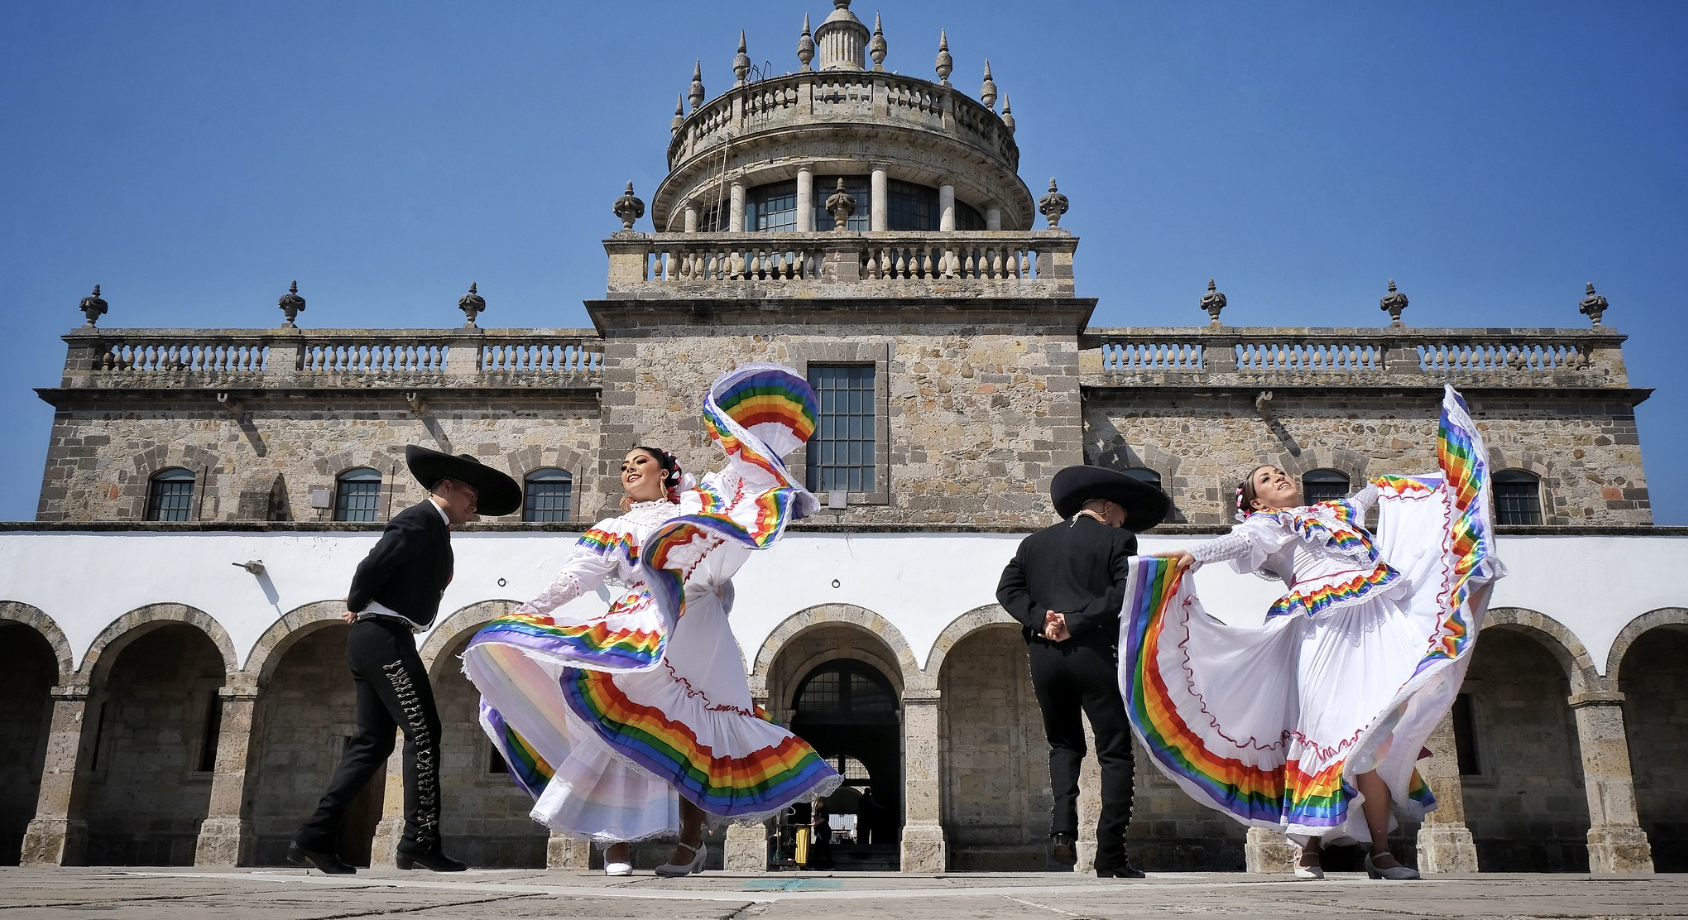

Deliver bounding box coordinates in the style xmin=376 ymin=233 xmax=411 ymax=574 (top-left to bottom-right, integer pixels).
xmin=622 ymin=499 xmax=682 ymax=527
xmin=1252 ymin=499 xmax=1377 ymax=564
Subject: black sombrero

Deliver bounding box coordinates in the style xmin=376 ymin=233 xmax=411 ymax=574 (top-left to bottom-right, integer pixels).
xmin=404 ymin=445 xmax=522 ymax=517
xmin=1050 ymin=465 xmax=1173 ymax=531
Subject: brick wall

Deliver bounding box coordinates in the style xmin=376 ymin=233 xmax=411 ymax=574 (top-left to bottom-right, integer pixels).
xmin=81 ymin=626 xmax=224 ymax=866
xmin=0 ymin=624 xmax=56 ymax=864
xmin=1620 ymin=627 xmax=1688 ymax=872
xmin=1460 ymin=629 xmax=1591 ymax=871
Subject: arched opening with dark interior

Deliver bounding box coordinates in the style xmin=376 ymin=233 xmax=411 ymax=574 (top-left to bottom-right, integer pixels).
xmin=786 ymin=654 xmax=903 ymax=871
xmin=249 ymin=623 xmax=386 ymax=866
xmin=0 ymin=622 xmax=57 ymax=864
xmin=1458 ymin=628 xmax=1591 ymax=871
xmin=1618 ymin=624 xmax=1688 ymax=872
xmin=81 ymin=624 xmax=225 ymax=865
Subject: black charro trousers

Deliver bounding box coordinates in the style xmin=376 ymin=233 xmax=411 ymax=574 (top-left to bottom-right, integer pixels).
xmin=1027 ymin=638 xmax=1135 ymax=871
xmin=297 ymin=618 xmax=444 ymax=857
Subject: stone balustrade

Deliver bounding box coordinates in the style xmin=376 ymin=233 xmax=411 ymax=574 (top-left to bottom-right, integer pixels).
xmin=58 ymin=329 xmax=603 ymax=390
xmin=604 ymin=231 xmax=1076 ymax=298
xmin=1082 ymin=326 xmax=1631 ymax=388
xmin=669 ymin=70 xmax=1016 ymax=175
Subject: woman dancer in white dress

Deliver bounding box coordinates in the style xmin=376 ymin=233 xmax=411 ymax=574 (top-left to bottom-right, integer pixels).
xmin=1122 ymin=386 xmax=1501 ymax=880
xmin=462 ymin=365 xmax=841 ymax=876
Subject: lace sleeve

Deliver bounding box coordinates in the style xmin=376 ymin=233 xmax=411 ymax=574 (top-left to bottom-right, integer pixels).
xmin=1190 ymin=531 xmax=1254 ymax=566
xmin=1345 ymin=482 xmax=1381 ymax=518
xmin=1191 ymin=515 xmax=1295 ymax=576
xmin=513 ymin=536 xmax=622 ymax=616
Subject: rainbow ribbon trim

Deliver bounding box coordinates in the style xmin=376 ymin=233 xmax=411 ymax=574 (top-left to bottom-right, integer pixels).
xmin=560 ymin=667 xmax=837 ymax=817
xmin=470 ymin=607 xmax=667 ymax=672
xmin=1253 ymin=502 xmax=1377 ymax=562
xmin=482 ymin=701 xmax=554 ymax=800
xmin=1266 ymin=564 xmax=1402 ymax=619
xmin=1412 ymin=386 xmax=1493 ymax=676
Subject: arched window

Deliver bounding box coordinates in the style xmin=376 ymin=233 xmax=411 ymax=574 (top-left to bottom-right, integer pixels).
xmin=334 ymin=468 xmax=382 ymax=522
xmin=146 ymin=468 xmax=195 ymax=521
xmin=1121 ymin=468 xmax=1161 ymax=489
xmin=1493 ymin=470 xmax=1543 ymax=525
xmin=523 ymin=469 xmax=574 ymax=523
xmin=1302 ymin=469 xmax=1350 ymax=505
xmin=794 ymin=660 xmax=898 ymax=716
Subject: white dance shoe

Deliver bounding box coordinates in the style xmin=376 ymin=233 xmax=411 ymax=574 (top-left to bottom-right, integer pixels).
xmin=654 ymin=841 xmax=706 ymax=877
xmin=1293 ymin=863 xmax=1324 ymax=880
xmin=1364 ymin=852 xmax=1420 ymax=880
xmin=604 ymin=860 xmax=633 ymax=876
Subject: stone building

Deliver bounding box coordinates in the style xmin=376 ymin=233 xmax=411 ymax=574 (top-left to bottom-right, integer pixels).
xmin=2 ymin=0 xmax=1683 ymax=877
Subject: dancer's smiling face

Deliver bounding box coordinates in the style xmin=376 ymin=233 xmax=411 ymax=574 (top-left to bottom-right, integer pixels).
xmin=1246 ymin=465 xmax=1300 ymax=511
xmin=620 ymin=449 xmax=669 ymax=503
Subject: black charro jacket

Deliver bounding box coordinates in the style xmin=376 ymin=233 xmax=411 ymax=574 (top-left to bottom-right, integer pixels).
xmin=347 ymin=500 xmax=453 ymax=629
xmin=995 ymin=515 xmax=1138 ymax=648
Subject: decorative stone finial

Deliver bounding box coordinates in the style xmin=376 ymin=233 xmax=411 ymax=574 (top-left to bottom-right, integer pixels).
xmin=816 ymin=0 xmax=869 ymax=70
xmin=1380 ymin=279 xmax=1409 ymax=326
xmin=1001 ymin=95 xmax=1015 ymax=133
xmin=1038 ymin=178 xmax=1068 ymax=230
xmin=733 ymin=31 xmax=751 ymax=86
xmin=278 ymin=280 xmax=306 ymax=328
xmin=825 ymin=178 xmax=856 ymax=231
xmin=688 ymin=60 xmax=705 ymax=110
xmin=1579 ymin=282 xmax=1609 ymax=327
xmin=1200 ymin=279 xmax=1227 ymax=326
xmin=935 ymin=30 xmax=952 ymax=85
xmin=980 ymin=60 xmax=997 ymax=109
xmin=613 ymin=181 xmax=645 ymax=232
xmin=672 ymin=95 xmax=685 ymax=133
xmin=798 ymin=13 xmax=815 ymax=71
xmin=78 ymin=284 xmax=108 ymax=328
xmin=869 ymin=12 xmax=887 ymax=71
xmin=458 ymin=282 xmax=486 ymax=328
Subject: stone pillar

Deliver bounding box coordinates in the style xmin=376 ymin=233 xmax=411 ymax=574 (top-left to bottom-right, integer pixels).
xmin=368 ymin=744 xmax=406 ymax=867
xmin=683 ymin=206 xmax=698 ymax=233
xmin=728 ymin=182 xmax=746 ymax=233
xmin=938 ymin=184 xmax=956 ymax=232
xmin=547 ymin=831 xmax=592 ymax=870
xmin=444 ymin=332 xmax=483 ymax=380
xmin=724 ymin=821 xmax=768 ymax=872
xmin=900 ymin=689 xmax=945 ymax=873
xmin=870 ymin=166 xmax=888 ymax=232
xmin=984 ymin=207 xmax=1002 ymax=231
xmin=1569 ymin=689 xmax=1654 ymax=874
xmin=1075 ymin=716 xmax=1100 ymax=869
xmin=20 ymin=684 xmax=92 ymax=866
xmin=1414 ymin=711 xmax=1479 ymax=874
xmin=796 ymin=167 xmax=815 ymax=232
xmin=1244 ymin=826 xmax=1298 ymax=874
xmin=194 ymin=687 xmax=261 ymax=867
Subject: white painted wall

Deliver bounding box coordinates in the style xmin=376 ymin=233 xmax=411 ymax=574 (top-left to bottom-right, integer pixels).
xmin=0 ymin=530 xmax=1682 ymax=675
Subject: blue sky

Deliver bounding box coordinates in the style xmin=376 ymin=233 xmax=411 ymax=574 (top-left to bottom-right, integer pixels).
xmin=2 ymin=1 xmax=1684 ymax=523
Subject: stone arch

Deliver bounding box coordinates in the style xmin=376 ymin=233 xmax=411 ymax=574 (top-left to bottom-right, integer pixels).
xmin=752 ymin=603 xmax=922 ymax=698
xmin=77 ymin=603 xmax=238 ymax=684
xmin=922 ymin=604 xmax=1017 ymax=679
xmin=420 ymin=599 xmax=522 ymax=677
xmin=0 ymin=601 xmax=75 ymax=683
xmin=121 ymin=441 xmax=225 ymax=521
xmin=242 ymin=600 xmax=356 ymax=687
xmin=1482 ymin=607 xmax=1600 ymax=695
xmin=1604 ymin=608 xmax=1688 ymax=682
xmin=1484 ymin=449 xmax=1555 ymax=524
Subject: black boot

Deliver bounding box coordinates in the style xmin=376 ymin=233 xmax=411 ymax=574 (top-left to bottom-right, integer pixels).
xmin=288 ymin=841 xmax=356 ymax=875
xmin=1050 ymin=832 xmax=1078 ymax=867
xmin=396 ymin=848 xmax=467 ymax=872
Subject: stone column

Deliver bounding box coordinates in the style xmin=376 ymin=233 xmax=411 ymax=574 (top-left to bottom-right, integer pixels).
xmin=20 ymin=684 xmax=92 ymax=866
xmin=728 ymin=182 xmax=746 ymax=233
xmin=870 ymin=166 xmax=888 ymax=232
xmin=984 ymin=207 xmax=1002 ymax=231
xmin=900 ymin=689 xmax=945 ymax=872
xmin=1244 ymin=827 xmax=1298 ymax=874
xmin=194 ymin=687 xmax=262 ymax=866
xmin=1569 ymin=689 xmax=1654 ymax=874
xmin=547 ymin=831 xmax=592 ymax=870
xmin=683 ymin=206 xmax=698 ymax=233
xmin=938 ymin=184 xmax=956 ymax=232
xmin=795 ymin=167 xmax=815 ymax=232
xmin=1414 ymin=711 xmax=1479 ymax=873
xmin=724 ymin=821 xmax=768 ymax=871
xmin=368 ymin=743 xmax=406 ymax=867
xmin=444 ymin=332 xmax=483 ymax=380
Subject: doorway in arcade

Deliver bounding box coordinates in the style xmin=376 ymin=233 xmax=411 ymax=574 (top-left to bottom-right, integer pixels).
xmin=789 ymin=659 xmax=902 ymax=871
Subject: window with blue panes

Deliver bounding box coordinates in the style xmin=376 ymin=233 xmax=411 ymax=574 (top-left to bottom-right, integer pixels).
xmin=806 ymin=365 xmax=876 ymax=493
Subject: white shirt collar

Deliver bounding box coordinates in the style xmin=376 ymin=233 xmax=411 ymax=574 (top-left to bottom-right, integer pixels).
xmin=427 ymin=497 xmax=451 ymax=528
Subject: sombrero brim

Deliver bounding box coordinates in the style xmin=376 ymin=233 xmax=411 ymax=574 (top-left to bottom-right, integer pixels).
xmin=404 ymin=445 xmax=523 ymax=517
xmin=1050 ymin=465 xmax=1172 ymax=531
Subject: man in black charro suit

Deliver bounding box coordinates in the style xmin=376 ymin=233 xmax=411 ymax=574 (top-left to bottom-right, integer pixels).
xmin=288 ymin=446 xmax=520 ymax=875
xmin=996 ymin=466 xmax=1170 ymax=879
